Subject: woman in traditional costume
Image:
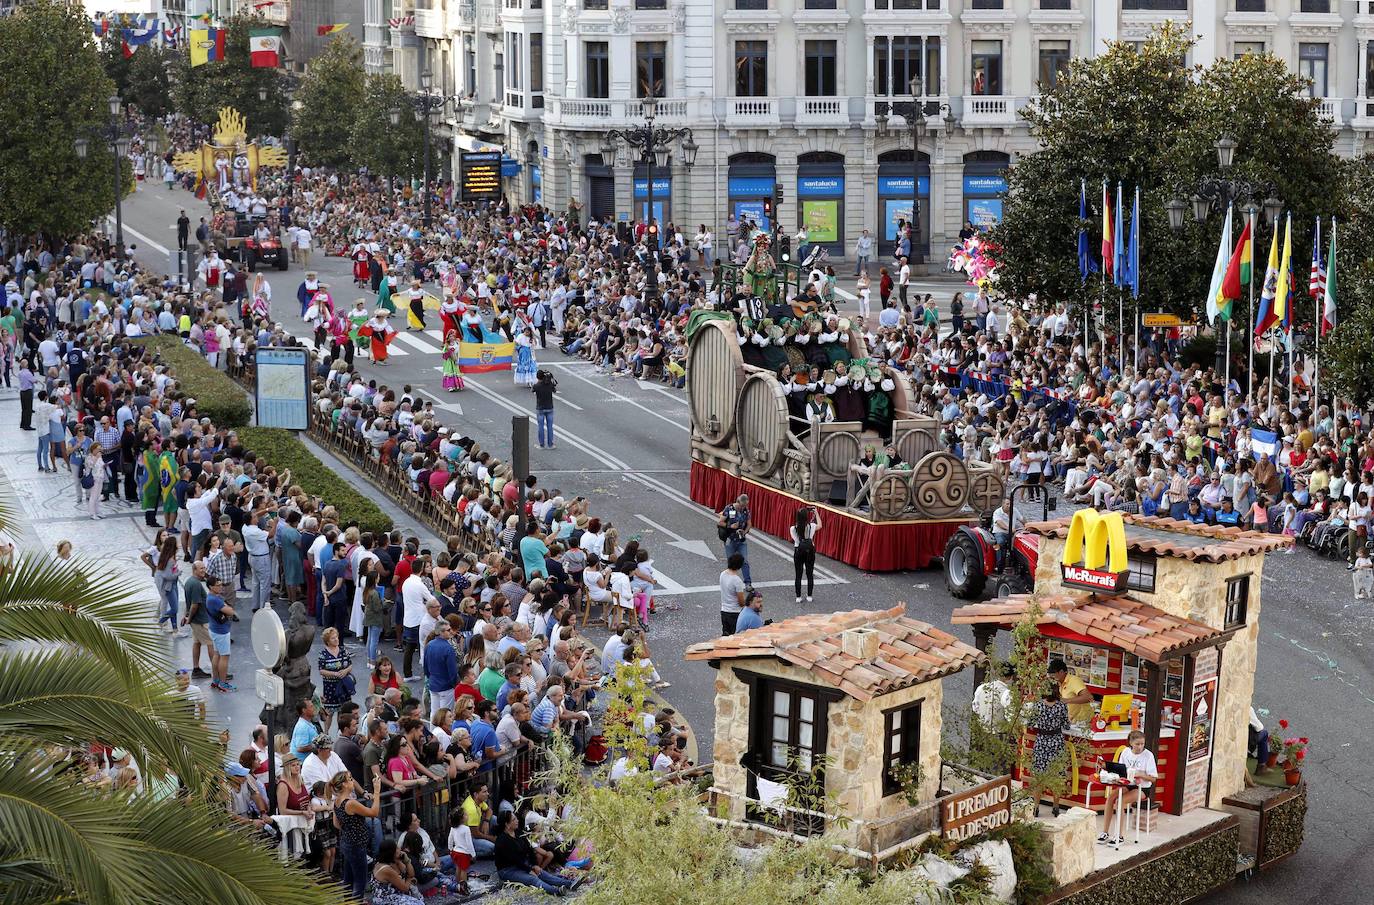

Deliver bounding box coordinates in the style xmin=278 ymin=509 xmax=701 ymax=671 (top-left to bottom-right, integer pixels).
xmin=351 ymin=243 xmax=372 ymax=287
xmin=406 ymin=279 xmax=427 ymax=331
xmin=513 ymin=324 xmax=538 ymax=387
xmin=358 ymin=309 xmax=397 ymax=364
xmin=441 ymin=330 xmax=465 ymax=392
xmin=439 ymin=293 xmax=463 ymax=338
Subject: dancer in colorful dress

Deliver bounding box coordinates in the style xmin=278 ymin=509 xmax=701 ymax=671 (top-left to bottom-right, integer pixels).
xmin=514 ymin=324 xmax=538 ymax=387
xmin=438 ymin=293 xmax=463 ymax=338
xmin=358 ymin=309 xmax=397 ymax=364
xmin=405 ymin=279 xmax=427 ymax=331
xmin=351 ymin=243 xmax=372 ymax=288
xmin=441 ymin=331 xmax=465 ymax=392
xmin=347 ymin=299 xmax=371 ymax=354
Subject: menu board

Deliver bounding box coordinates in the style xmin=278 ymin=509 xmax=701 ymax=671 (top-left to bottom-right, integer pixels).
xmin=1045 ymin=640 xmax=1110 ymax=688
xmin=1188 ymin=678 xmax=1218 ymax=762
xmin=1120 ymin=652 xmax=1143 ymax=696
xmin=460 ymin=151 xmax=502 ymax=201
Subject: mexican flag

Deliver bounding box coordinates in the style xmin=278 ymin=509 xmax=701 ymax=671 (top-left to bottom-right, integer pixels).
xmin=249 ymin=27 xmax=281 ymax=67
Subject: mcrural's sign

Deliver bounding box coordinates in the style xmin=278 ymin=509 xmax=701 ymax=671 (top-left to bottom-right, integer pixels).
xmin=1060 ymin=509 xmax=1129 ymax=595
xmin=941 ymin=775 xmax=1013 ymax=842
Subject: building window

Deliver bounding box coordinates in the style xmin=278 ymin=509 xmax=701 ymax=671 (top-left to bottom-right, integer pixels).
xmin=506 ymin=34 xmax=522 ymax=91
xmin=735 ymin=0 xmax=768 ymax=8
xmin=874 ymin=0 xmax=941 ymax=8
xmin=1225 ymin=575 xmax=1250 ymax=628
xmin=1126 ymin=554 xmax=1156 ymax=594
xmin=1233 ymin=40 xmax=1265 ymax=58
xmin=1234 ymin=0 xmax=1264 ymax=9
xmin=585 ymin=41 xmax=609 ymax=98
xmin=970 ymin=40 xmax=1002 ymax=95
xmin=762 ymin=683 xmax=822 ymax=771
xmin=882 ymin=701 xmax=922 ymax=796
xmin=1039 ymin=0 xmax=1071 ymax=7
xmin=874 ymin=36 xmax=940 ymax=98
xmin=805 ymin=0 xmax=837 ymax=8
xmin=583 ymin=0 xmax=607 ymax=8
xmin=635 ymin=0 xmax=665 ymax=9
xmin=1299 ymin=43 xmax=1328 ymax=96
xmin=1037 ymin=40 xmax=1070 ymax=88
xmin=971 ymin=0 xmax=1002 ymax=7
xmin=735 ymin=40 xmax=768 ymax=97
xmin=1299 ymin=0 xmax=1329 ymax=10
xmin=463 ymin=36 xmax=475 ymax=95
xmin=635 ymin=41 xmax=666 ymax=98
xmin=530 ymin=33 xmax=543 ymax=94
xmin=1122 ymin=0 xmax=1186 ymax=9
xmin=804 ymin=40 xmax=837 ymax=96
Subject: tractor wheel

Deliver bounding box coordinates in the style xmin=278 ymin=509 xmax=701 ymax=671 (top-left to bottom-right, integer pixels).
xmin=944 ymin=531 xmax=988 ymax=600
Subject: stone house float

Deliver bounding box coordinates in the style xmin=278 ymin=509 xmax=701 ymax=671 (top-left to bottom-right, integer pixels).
xmin=685 ymin=605 xmax=983 ymax=854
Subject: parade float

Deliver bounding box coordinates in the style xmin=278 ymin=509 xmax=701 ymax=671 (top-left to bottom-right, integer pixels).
xmin=172 ymin=106 xmax=287 ymax=195
xmin=684 ymin=508 xmax=1306 ymax=904
xmin=686 ymin=235 xmax=1002 ymax=571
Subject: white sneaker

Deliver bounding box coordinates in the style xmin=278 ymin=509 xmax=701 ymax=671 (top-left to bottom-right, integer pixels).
xmin=806 ymin=596 xmax=813 ymax=603
xmin=796 ymin=596 xmax=802 ymax=604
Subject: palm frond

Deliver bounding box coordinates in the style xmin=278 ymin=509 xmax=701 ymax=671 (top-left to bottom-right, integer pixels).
xmin=0 ymin=553 xmax=167 ymax=676
xmin=0 ymin=649 xmax=226 ymax=792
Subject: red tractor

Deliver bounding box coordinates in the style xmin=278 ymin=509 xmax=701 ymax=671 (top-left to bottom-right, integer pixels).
xmin=943 ymin=486 xmax=1055 ymax=600
xmin=234 ymin=214 xmax=289 ymax=271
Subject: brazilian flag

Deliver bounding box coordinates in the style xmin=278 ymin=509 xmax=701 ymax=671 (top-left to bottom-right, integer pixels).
xmin=377 ymin=278 xmax=396 ymax=314
xmin=139 ymin=448 xmax=162 ymax=510
xmin=159 ymin=451 xmax=180 ymax=515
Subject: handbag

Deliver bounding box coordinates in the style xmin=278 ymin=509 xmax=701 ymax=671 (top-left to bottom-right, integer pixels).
xmin=339 ymin=673 xmax=357 ymax=698
xmin=80 ymin=465 xmax=95 ymax=490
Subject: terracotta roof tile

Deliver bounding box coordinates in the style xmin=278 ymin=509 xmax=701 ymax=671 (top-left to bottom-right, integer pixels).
xmin=685 ymin=605 xmax=984 ymax=700
xmin=1020 ymin=512 xmax=1294 ymax=562
xmin=949 ymin=592 xmax=1233 ymax=663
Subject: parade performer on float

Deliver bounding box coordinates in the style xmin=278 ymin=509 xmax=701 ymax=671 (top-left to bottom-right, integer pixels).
xmin=358 ymin=308 xmax=397 ymax=364
xmin=742 ymin=233 xmax=779 ymax=305
xmin=406 ymin=278 xmax=428 ymax=330
xmin=441 ymin=330 xmax=465 ymax=392
xmin=297 ymin=270 xmax=320 ymax=318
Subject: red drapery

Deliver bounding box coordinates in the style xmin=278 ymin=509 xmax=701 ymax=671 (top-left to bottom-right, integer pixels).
xmin=689 ymin=460 xmax=966 ymax=572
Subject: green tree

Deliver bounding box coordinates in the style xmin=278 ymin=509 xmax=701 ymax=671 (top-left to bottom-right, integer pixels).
xmin=175 ymin=13 xmax=288 ymax=136
xmin=125 ymin=44 xmax=178 ymax=117
xmin=0 ymin=494 xmax=348 ymax=904
xmin=293 ymin=37 xmax=365 ymax=168
xmin=989 ymin=23 xmax=1343 ymax=324
xmin=0 ymin=0 xmax=132 ymax=237
xmin=350 ymin=73 xmax=424 ymax=179
xmin=1321 ymin=156 xmax=1374 ymax=405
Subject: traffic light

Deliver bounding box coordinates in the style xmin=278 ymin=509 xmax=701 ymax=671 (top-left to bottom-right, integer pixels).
xmin=780 ymin=234 xmax=792 ymax=263
xmin=762 ymin=197 xmax=773 ymax=218
xmin=775 ymin=184 xmax=785 ymax=207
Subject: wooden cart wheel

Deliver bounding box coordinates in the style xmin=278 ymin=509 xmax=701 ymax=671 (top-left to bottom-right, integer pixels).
xmin=871 ymin=472 xmax=912 ymax=519
xmin=910 ymin=452 xmax=971 ymax=519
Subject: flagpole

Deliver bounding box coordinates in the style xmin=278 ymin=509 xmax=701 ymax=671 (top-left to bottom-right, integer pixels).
xmin=1247 ymin=209 xmax=1257 ymax=406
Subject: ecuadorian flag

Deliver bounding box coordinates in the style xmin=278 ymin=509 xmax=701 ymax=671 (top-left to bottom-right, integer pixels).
xmin=459 ymin=326 xmax=514 ymax=373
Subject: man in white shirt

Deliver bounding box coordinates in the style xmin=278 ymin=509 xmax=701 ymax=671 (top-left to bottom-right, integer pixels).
xmin=401 ymin=564 xmax=438 ymax=680
xmin=295 ymin=225 xmax=313 ymax=269
xmin=301 ymin=735 xmax=346 ymax=789
xmin=186 ymin=486 xmax=217 ymax=561
xmin=897 ymin=257 xmax=911 ymax=309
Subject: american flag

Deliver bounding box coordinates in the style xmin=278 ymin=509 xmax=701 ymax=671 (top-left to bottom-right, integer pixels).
xmin=1309 ymin=218 xmax=1326 ymax=298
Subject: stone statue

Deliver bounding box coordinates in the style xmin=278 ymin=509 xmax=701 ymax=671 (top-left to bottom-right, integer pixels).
xmin=259 ymin=601 xmax=316 ymax=724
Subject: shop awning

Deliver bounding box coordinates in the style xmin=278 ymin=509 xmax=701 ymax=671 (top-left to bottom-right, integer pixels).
xmin=453 ymin=133 xmax=502 ymax=154
xmin=1019 ymin=513 xmax=1293 ymax=563
xmin=951 ymin=593 xmax=1237 ymax=663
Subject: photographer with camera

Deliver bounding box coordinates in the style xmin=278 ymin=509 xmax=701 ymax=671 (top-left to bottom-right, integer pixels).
xmin=534 ymin=369 xmax=558 ymax=450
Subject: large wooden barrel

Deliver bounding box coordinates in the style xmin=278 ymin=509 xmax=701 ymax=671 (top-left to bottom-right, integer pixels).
xmin=687 ymin=319 xmax=743 ymax=447
xmin=892 ymin=417 xmax=939 ymax=465
xmin=734 ymin=372 xmax=789 ymax=478
xmin=967 ymin=461 xmax=1006 ymax=515
xmin=910 ymin=451 xmax=971 ymax=519
xmin=815 ymin=424 xmax=862 ymax=480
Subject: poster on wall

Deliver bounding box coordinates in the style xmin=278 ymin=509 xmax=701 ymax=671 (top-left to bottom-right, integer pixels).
xmin=733 ymin=200 xmax=769 ymax=233
xmin=1120 ymin=652 xmax=1141 ymax=696
xmin=1164 ymin=667 xmax=1184 ymax=703
xmin=1044 ymin=641 xmax=1109 ymax=687
xmin=1188 ymin=678 xmax=1218 ymax=762
xmin=967 ymin=198 xmax=1003 ymax=228
xmin=802 ymin=200 xmax=839 ymax=243
xmin=883 ymin=199 xmax=913 ymax=242
xmin=638 ymin=201 xmax=665 ymax=228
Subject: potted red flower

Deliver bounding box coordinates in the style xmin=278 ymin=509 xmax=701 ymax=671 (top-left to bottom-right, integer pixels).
xmin=1277 ymin=726 xmax=1309 ymax=786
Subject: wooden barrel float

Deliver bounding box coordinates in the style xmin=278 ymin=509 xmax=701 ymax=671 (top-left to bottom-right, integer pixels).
xmin=814 ymin=425 xmax=861 ymax=481
xmin=892 ymin=417 xmax=939 ymax=465
xmin=910 ymin=451 xmax=971 ymax=519
xmin=871 ymin=470 xmax=913 ymax=519
xmin=967 ymin=461 xmax=1006 ymax=515
xmin=686 ymin=319 xmax=743 ymax=447
xmin=782 ymin=451 xmax=812 ymax=497
xmin=734 ymin=372 xmax=789 ymax=478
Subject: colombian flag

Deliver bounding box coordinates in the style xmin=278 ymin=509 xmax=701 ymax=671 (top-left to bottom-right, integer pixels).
xmin=189 ymin=27 xmax=226 ymax=67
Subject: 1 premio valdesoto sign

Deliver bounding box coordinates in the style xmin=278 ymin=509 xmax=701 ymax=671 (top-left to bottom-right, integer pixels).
xmin=941 ymin=775 xmax=1013 ymax=843
xmin=1060 ymin=509 xmax=1129 ymax=595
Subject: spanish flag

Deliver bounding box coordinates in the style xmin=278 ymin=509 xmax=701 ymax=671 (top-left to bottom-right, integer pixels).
xmin=1100 ymin=180 xmax=1113 ymax=279
xmin=316 ymin=23 xmax=348 ymax=35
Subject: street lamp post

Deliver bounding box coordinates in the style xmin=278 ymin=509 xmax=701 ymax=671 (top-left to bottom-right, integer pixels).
xmin=878 ymin=80 xmax=952 ymax=266
xmin=74 ymin=95 xmax=132 ymax=258
xmin=392 ymin=70 xmax=449 ymax=228
xmin=1167 ymin=135 xmax=1279 ymax=394
xmin=600 ymin=96 xmax=698 ymax=299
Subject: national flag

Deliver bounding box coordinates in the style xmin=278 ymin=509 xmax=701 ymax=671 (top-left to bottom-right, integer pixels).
xmin=191 ymin=12 xmax=212 ymax=21
xmin=1112 ymin=182 xmax=1125 ymax=287
xmin=1126 ymin=185 xmax=1141 ymax=298
xmin=1251 ymin=428 xmax=1279 ymax=460
xmin=1205 ymin=206 xmax=1232 ymax=325
xmin=158 ymin=451 xmax=180 ymax=513
xmin=194 ymin=174 xmax=207 ymax=199
xmin=163 ymin=24 xmax=182 ymax=47
xmin=92 ymin=17 xmax=110 ymax=37
xmin=1101 ymin=180 xmax=1113 ymax=279
xmin=189 ymin=27 xmax=226 ymax=66
xmin=317 ymin=23 xmax=349 ymax=35
xmin=1277 ymin=214 xmax=1293 ymax=334
xmin=1219 ymin=219 xmax=1252 ymax=319
xmin=1077 ymin=179 xmax=1098 ymax=284
xmin=249 ymin=27 xmax=282 ymax=67
xmin=1255 ymin=217 xmax=1282 ymax=335
xmin=253 ymin=0 xmax=277 ymax=8
xmin=458 ymin=339 xmax=515 ymax=373
xmin=1308 ymin=217 xmax=1326 ymax=299
xmin=121 ymin=23 xmax=156 ymax=57
xmin=1323 ymin=218 xmax=1337 ymax=336
xmin=139 ymin=448 xmax=162 ymax=510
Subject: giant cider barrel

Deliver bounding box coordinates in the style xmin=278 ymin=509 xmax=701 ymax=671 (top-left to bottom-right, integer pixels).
xmin=687 ymin=318 xmax=743 ymax=447
xmin=734 ymin=372 xmax=790 ymax=478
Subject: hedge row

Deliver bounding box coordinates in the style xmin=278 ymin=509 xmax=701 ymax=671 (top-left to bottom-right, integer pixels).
xmin=1054 ymin=823 xmax=1239 ymax=905
xmin=238 ymin=427 xmax=394 ymax=536
xmin=138 ymin=335 xmax=253 ymax=428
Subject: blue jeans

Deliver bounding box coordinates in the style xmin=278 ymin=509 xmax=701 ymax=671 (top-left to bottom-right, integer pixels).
xmin=339 ymin=839 xmax=369 ymax=898
xmin=498 ymin=867 xmax=574 ymax=894
xmin=537 ymin=408 xmax=554 ymax=447
xmin=157 ymin=575 xmax=180 ymax=625
xmin=248 ymin=553 xmax=272 ymax=611
xmin=472 ymin=836 xmax=496 ymax=858
xmin=367 ymin=624 xmax=381 ymax=664
xmin=724 ymin=537 xmax=752 ymax=585
xmin=37 ymin=436 xmax=50 ymax=470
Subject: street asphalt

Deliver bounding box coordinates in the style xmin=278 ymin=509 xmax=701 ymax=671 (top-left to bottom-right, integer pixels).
xmin=108 ymin=182 xmax=1371 ymax=903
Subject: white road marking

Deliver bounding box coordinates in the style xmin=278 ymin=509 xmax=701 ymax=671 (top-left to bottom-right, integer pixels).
xmin=108 ymin=217 xmax=170 ymax=256
xmin=635 ymin=513 xmax=716 ymax=560
xmin=461 ymin=377 xmax=842 ymax=580
xmin=657 ymin=577 xmax=844 ymax=596
xmin=833 ymin=286 xmax=857 ymax=301
xmin=551 ymin=363 xmax=688 ymax=434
